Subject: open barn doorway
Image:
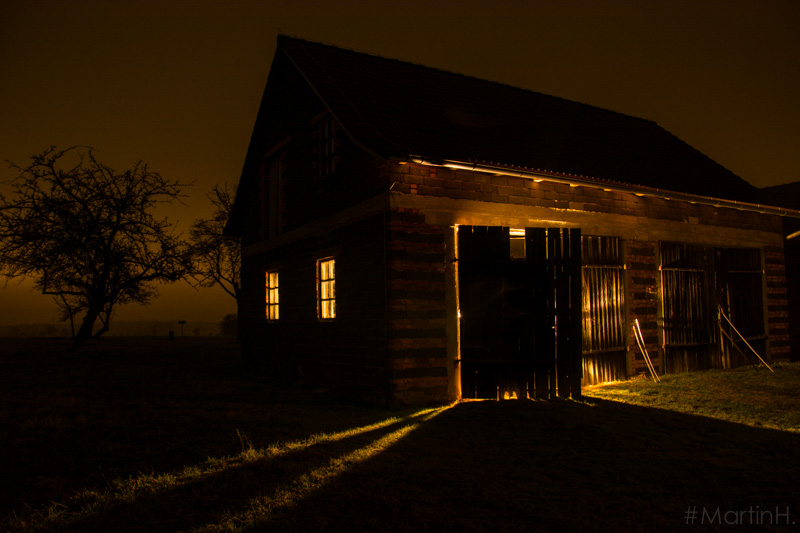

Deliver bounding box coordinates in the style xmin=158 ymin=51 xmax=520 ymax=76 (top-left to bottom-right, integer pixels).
xmin=457 ymin=226 xmax=582 ymax=400
xmin=660 ymin=243 xmax=767 ymax=372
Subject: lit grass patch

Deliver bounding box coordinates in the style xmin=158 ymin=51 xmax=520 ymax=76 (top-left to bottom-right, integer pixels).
xmin=585 ymin=362 xmax=800 ymax=432
xmin=14 ymin=405 xmax=450 ymax=531
xmin=201 ymin=406 xmax=450 ymax=532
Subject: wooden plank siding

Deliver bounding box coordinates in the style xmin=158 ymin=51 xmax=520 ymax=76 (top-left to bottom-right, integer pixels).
xmin=550 ymin=228 xmax=583 ymax=399
xmin=581 ymin=236 xmax=627 ymax=385
xmin=240 ymin=213 xmax=391 ymax=404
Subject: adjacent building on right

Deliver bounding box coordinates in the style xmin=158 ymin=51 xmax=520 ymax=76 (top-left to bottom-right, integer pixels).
xmin=758 ymin=183 xmax=800 ymax=364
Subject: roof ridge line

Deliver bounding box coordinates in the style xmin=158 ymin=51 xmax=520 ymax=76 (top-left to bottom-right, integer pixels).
xmin=281 ymin=37 xmax=414 ymax=158
xmin=277 ymin=34 xmax=656 ymax=126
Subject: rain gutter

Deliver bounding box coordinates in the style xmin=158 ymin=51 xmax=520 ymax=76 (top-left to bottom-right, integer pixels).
xmin=402 ymin=156 xmax=800 ymax=219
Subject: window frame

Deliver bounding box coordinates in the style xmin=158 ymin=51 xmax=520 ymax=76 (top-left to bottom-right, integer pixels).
xmin=317 ymin=257 xmax=336 ymax=320
xmin=315 ymin=115 xmax=338 ymax=179
xmin=265 ymin=270 xmax=279 ymax=321
xmin=259 ymin=137 xmax=289 ymax=240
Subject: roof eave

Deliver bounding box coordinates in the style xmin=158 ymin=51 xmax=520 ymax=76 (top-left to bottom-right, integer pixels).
xmin=400 ymin=156 xmax=800 ymax=219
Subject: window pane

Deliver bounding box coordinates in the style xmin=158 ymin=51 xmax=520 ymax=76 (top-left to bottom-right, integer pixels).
xmin=321 ymin=281 xmax=329 ymax=300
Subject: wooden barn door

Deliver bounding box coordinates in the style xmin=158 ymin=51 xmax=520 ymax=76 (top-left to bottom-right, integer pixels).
xmin=458 ymin=226 xmax=582 ymax=400
xmin=458 ymin=226 xmax=518 ymax=399
xmin=527 ymin=228 xmax=583 ymax=399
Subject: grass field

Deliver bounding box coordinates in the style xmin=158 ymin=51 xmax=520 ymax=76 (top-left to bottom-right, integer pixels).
xmin=2 ymin=337 xmax=799 ymax=531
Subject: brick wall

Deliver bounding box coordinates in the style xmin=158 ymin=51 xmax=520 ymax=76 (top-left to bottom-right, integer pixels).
xmin=386 ymin=207 xmax=449 ymax=404
xmin=626 ymin=241 xmax=661 ymax=374
xmin=765 ymin=246 xmax=791 ymax=361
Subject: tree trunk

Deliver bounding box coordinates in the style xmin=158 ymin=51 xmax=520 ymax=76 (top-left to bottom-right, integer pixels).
xmin=71 ymin=305 xmax=101 ymax=351
xmin=235 ymin=297 xmax=242 ymax=342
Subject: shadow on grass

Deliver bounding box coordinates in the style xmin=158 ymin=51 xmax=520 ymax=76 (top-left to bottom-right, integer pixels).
xmin=0 ymin=338 xmax=422 ymax=526
xmin=45 ymin=407 xmax=443 ymax=532
xmin=16 ymin=399 xmax=800 ymax=532
xmin=257 ymin=400 xmax=800 ymax=532
xmin=4 ymin=340 xmax=800 ymax=531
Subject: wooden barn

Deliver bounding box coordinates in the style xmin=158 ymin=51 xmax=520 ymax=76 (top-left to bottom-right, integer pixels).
xmin=226 ymin=36 xmax=797 ymax=405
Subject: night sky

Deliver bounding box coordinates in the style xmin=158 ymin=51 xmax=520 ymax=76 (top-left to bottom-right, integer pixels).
xmin=1 ymin=0 xmax=799 ymax=326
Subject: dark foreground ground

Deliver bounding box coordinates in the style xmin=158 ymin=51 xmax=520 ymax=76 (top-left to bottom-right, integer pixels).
xmin=1 ymin=337 xmax=799 ymax=531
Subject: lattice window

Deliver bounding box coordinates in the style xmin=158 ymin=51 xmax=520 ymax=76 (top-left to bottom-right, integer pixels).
xmin=260 ymin=143 xmax=286 ymax=240
xmin=317 ymin=257 xmax=336 ymax=319
xmin=265 ymin=271 xmax=279 ymax=321
xmin=317 ymin=117 xmax=338 ymax=178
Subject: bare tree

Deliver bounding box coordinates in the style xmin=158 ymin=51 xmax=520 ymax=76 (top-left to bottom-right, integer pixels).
xmin=0 ymin=146 xmax=191 ymax=350
xmin=188 ymin=183 xmax=241 ymax=312
xmin=54 ymin=294 xmax=85 ymax=341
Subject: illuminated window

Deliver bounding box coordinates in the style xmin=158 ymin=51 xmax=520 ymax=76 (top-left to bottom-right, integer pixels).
xmin=266 ymin=271 xmax=279 ymax=321
xmin=317 ymin=257 xmax=336 ymax=319
xmin=509 ymin=228 xmax=526 ymax=259
xmin=317 ymin=117 xmax=337 ymax=178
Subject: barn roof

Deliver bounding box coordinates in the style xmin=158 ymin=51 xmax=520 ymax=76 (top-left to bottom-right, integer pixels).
xmin=275 ymin=35 xmax=755 ymax=201
xmin=229 ymin=36 xmax=800 ymax=236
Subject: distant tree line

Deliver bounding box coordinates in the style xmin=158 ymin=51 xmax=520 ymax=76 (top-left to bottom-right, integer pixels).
xmin=0 ymin=320 xmax=226 ymax=338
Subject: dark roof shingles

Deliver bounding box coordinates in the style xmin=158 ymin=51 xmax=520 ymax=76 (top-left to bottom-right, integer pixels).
xmin=279 ymin=36 xmax=755 ymax=201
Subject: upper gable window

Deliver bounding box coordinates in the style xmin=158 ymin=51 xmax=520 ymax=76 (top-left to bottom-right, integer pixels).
xmin=264 ymin=151 xmax=284 ymax=239
xmin=260 ymin=136 xmax=289 ymax=241
xmin=316 ymin=115 xmax=339 ymax=179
